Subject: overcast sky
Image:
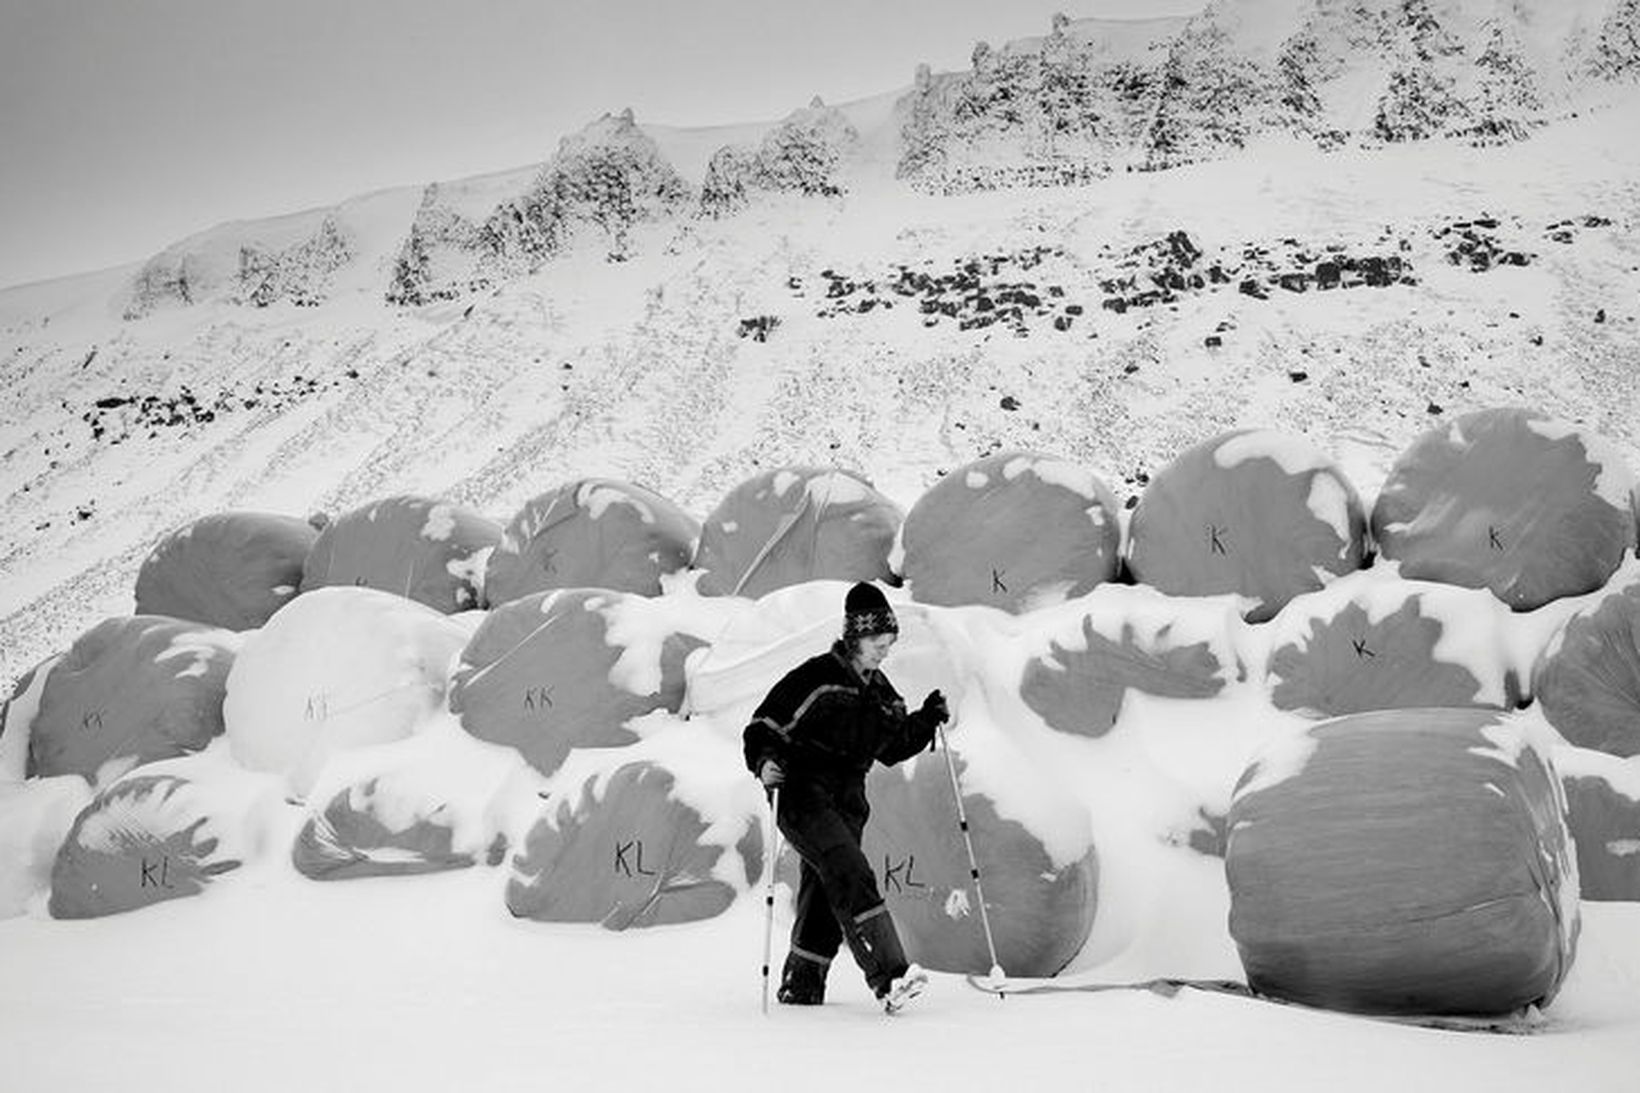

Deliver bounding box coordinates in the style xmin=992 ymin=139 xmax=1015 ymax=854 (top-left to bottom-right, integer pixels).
xmin=0 ymin=1 xmax=1204 ymax=289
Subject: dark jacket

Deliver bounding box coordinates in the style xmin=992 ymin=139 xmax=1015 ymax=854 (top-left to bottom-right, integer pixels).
xmin=743 ymin=641 xmax=939 ymax=822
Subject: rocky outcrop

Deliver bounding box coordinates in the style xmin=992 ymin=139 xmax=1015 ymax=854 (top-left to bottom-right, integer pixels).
xmin=896 ymin=1 xmax=1635 ymax=194
xmin=236 ymin=216 xmax=352 ymax=308
xmin=389 ymin=110 xmax=690 ymax=304
xmin=698 ymin=98 xmax=859 ymax=217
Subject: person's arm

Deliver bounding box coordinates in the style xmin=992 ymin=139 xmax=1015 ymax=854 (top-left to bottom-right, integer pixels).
xmin=874 ymin=682 xmax=949 ymax=765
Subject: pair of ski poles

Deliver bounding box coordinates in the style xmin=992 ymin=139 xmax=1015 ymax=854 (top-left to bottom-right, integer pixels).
xmin=760 ymin=715 xmax=1006 ymax=1013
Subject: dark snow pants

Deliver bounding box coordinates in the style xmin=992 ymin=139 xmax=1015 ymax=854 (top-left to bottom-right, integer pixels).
xmin=778 ymin=784 xmax=910 ymax=997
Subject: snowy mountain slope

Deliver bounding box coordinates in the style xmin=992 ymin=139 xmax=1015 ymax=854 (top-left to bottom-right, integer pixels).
xmin=2 ymin=1 xmax=1640 ymax=697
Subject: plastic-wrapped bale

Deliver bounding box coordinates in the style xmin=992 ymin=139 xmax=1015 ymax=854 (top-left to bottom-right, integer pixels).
xmin=862 ymin=734 xmax=1098 ymax=977
xmin=1372 ymin=408 xmax=1639 ymax=611
xmin=694 ymin=467 xmax=902 ymax=598
xmin=1532 ymin=579 xmax=1640 ymax=758
xmin=450 ymin=589 xmax=706 ymax=777
xmin=25 ymin=617 xmax=239 ymax=784
xmin=1127 ymin=430 xmax=1366 ymax=623
xmin=506 ymin=742 xmax=764 ymax=929
xmin=290 ymin=723 xmax=519 ymax=881
xmin=1019 ymin=584 xmax=1240 ymax=740
xmin=1559 ymin=758 xmax=1640 ymax=901
xmin=485 ymin=479 xmax=699 ymax=604
xmin=223 ymin=587 xmax=469 ymax=796
xmin=134 ymin=511 xmax=319 ymax=630
xmin=1265 ymin=574 xmax=1520 ymax=718
xmin=49 ymin=774 xmax=247 ymax=919
xmin=294 ymin=775 xmax=498 ymax=880
xmin=300 ymin=494 xmax=502 ymax=613
xmin=0 ymin=653 xmax=59 ymax=781
xmin=0 ymin=777 xmax=92 ymax=919
xmin=1226 ymin=708 xmax=1580 ymax=1017
xmin=899 ymin=451 xmax=1121 ymax=613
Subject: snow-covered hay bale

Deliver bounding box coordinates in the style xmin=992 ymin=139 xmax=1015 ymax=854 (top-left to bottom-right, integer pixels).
xmin=1127 ymin=429 xmax=1367 ymax=623
xmin=899 ymin=451 xmax=1120 ymax=613
xmin=291 ymin=721 xmax=519 ymax=881
xmin=0 ymin=776 xmax=92 ymax=919
xmin=485 ymin=478 xmax=699 ymax=604
xmin=25 ymin=617 xmax=238 ymax=784
xmin=1532 ymin=580 xmax=1640 ymax=758
xmin=1 ymin=655 xmax=58 ymax=781
xmin=223 ymin=587 xmax=468 ymax=796
xmin=1265 ymin=574 xmax=1520 ymax=718
xmin=506 ymin=738 xmax=763 ymax=929
xmin=1560 ymin=763 xmax=1640 ymax=902
xmin=49 ymin=774 xmax=247 ymax=919
xmin=1019 ymin=585 xmax=1240 ymax=738
xmin=1371 ymin=407 xmax=1639 ymax=611
xmin=134 ymin=511 xmax=318 ymax=630
xmin=863 ymin=742 xmax=1098 ymax=977
xmin=300 ymin=494 xmax=501 ymax=614
xmin=294 ymin=776 xmax=495 ymax=881
xmin=694 ymin=467 xmax=901 ymax=598
xmin=450 ymin=589 xmax=706 ymax=777
xmin=1226 ymin=708 xmax=1580 ymax=1017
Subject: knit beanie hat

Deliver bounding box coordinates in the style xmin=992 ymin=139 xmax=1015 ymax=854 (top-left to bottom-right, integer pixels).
xmin=843 ymin=581 xmax=899 ymax=641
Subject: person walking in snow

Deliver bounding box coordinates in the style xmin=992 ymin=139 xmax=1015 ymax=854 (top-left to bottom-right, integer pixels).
xmin=743 ymin=581 xmax=949 ymax=1012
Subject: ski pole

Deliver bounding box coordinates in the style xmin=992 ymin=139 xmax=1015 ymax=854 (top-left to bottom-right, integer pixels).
xmin=936 ymin=719 xmax=1006 ymax=985
xmin=760 ymin=785 xmax=783 ymax=1015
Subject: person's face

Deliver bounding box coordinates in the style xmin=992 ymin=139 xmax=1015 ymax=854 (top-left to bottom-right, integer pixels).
xmin=853 ymin=632 xmax=897 ymax=672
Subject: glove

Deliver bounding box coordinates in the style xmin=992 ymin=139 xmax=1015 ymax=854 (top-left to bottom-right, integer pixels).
xmin=759 ymin=760 xmax=785 ymax=788
xmin=921 ymin=689 xmax=949 ymax=726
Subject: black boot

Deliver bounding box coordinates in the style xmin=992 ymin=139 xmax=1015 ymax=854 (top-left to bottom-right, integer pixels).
xmin=842 ymin=904 xmax=912 ymax=999
xmin=776 ymin=950 xmax=829 ymax=1005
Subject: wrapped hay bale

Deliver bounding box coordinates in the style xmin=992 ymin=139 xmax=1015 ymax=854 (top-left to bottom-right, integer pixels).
xmin=291 ymin=722 xmax=518 ymax=881
xmin=506 ymin=733 xmax=763 ymax=929
xmin=1532 ymin=579 xmax=1640 ymax=758
xmin=1018 ymin=584 xmax=1240 ymax=739
xmin=486 ymin=478 xmax=698 ymax=604
xmin=49 ymin=773 xmax=254 ymax=919
xmin=134 ymin=511 xmax=319 ymax=630
xmin=26 ymin=617 xmax=238 ymax=784
xmin=862 ymin=724 xmax=1098 ymax=977
xmin=695 ymin=467 xmax=901 ymax=599
xmin=223 ymin=587 xmax=467 ymax=796
xmin=1265 ymin=574 xmax=1519 ymax=718
xmin=300 ymin=494 xmax=501 ymax=613
xmin=1126 ymin=429 xmax=1367 ymax=622
xmin=900 ymin=451 xmax=1121 ymax=613
xmin=450 ymin=589 xmax=706 ymax=777
xmin=1372 ymin=407 xmax=1638 ymax=611
xmin=1226 ymin=708 xmax=1579 ymax=1016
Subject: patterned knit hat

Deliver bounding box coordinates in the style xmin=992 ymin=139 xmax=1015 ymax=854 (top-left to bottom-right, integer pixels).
xmin=843 ymin=581 xmax=899 ymax=641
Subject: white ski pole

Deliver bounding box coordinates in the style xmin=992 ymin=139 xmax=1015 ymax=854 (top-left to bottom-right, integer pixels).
xmin=760 ymin=785 xmax=783 ymax=1015
xmin=937 ymin=719 xmax=1006 ymax=984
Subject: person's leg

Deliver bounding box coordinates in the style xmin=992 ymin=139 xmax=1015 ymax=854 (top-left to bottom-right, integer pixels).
xmin=778 ymin=858 xmax=837 ymax=1004
xmin=782 ymin=803 xmax=910 ymax=998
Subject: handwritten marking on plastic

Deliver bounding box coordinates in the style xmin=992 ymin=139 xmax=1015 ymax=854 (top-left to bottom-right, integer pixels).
xmin=540 ymin=549 xmax=558 ymax=575
xmin=523 ymin=686 xmax=554 ymax=713
xmin=614 ymin=839 xmax=657 ymax=878
xmin=882 ymin=854 xmax=928 ymax=895
xmin=79 ymin=709 xmax=105 ymax=733
xmin=1208 ymin=524 xmax=1229 ymax=556
xmin=304 ymin=693 xmax=330 ymax=721
xmin=1351 ymin=638 xmax=1376 ymax=659
xmin=991 ymin=568 xmax=1008 ymax=594
xmin=1488 ymin=526 xmax=1505 ymax=551
xmin=139 ymin=856 xmax=174 ymax=889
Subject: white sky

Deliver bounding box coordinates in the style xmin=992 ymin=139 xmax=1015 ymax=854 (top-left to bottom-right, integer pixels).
xmin=0 ymin=1 xmax=1205 ymax=290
